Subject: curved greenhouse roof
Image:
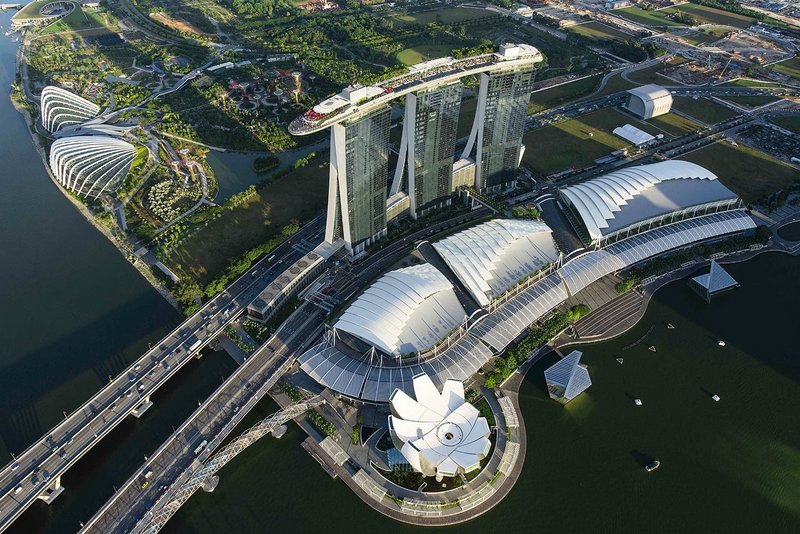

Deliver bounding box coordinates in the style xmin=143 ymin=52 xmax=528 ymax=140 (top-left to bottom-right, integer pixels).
xmin=560 ymin=161 xmax=739 ymax=242
xmin=334 ymin=263 xmax=466 ymax=356
xmin=49 ymin=136 xmax=136 ymax=198
xmin=432 ymin=219 xmax=558 ymax=307
xmin=41 ymin=86 xmax=100 ymax=133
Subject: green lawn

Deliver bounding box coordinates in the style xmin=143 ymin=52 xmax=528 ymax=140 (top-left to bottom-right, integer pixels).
xmin=681 ymin=141 xmax=800 ymax=204
xmin=646 ymin=112 xmax=703 ymax=137
xmin=593 ymin=73 xmax=637 ymax=97
xmin=528 ymin=74 xmax=602 ymax=114
xmin=770 ymin=56 xmax=800 ymax=80
xmin=40 ymin=6 xmax=106 ymax=35
xmin=166 ymin=156 xmax=329 ymax=284
xmin=671 ymin=96 xmax=739 ymax=124
xmin=392 ymin=7 xmax=491 ymax=25
xmin=522 ymin=108 xmax=634 ymax=175
xmin=660 ymin=4 xmax=756 ymax=28
xmin=770 ymin=116 xmax=800 ymax=135
xmin=625 ymin=57 xmax=687 ymax=85
xmin=718 ymin=95 xmax=781 ymax=108
xmin=569 ymin=21 xmax=634 ymax=41
xmin=679 ymin=28 xmax=728 ymax=45
xmin=396 ymin=44 xmax=456 ymax=66
xmin=13 ymin=0 xmax=52 ymax=20
xmin=722 ymin=78 xmax=788 ymax=88
xmin=613 ymin=6 xmax=683 ymax=28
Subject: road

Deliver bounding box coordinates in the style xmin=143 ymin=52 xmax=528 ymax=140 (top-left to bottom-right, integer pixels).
xmin=0 ymin=216 xmax=324 ymax=533
xmin=80 ymin=302 xmax=325 ymax=534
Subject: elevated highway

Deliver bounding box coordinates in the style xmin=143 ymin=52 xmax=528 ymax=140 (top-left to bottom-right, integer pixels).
xmin=0 ymin=216 xmax=324 ymax=533
xmin=79 ymin=302 xmax=325 ymax=534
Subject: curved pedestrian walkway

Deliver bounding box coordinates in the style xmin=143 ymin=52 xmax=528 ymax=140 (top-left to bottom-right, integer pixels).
xmin=311 ymin=385 xmax=527 ymax=526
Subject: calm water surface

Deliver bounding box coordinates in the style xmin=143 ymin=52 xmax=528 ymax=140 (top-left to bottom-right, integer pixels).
xmin=0 ymin=10 xmax=240 ymax=533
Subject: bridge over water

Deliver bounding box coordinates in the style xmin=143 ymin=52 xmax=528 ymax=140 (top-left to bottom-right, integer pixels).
xmin=0 ymin=218 xmax=323 ymax=533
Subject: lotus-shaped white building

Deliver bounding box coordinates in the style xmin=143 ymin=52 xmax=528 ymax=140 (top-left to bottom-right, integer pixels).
xmin=41 ymin=86 xmax=101 ymax=133
xmin=388 ymin=374 xmax=491 ymax=481
xmin=49 ymin=135 xmax=136 ymax=198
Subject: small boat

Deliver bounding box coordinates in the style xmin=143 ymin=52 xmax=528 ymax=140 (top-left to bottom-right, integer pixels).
xmin=645 ymin=460 xmax=660 ymax=472
xmin=648 ymin=346 xmax=657 ymax=352
xmin=718 ymin=340 xmax=726 ymax=347
xmin=712 ymin=394 xmax=720 ymax=402
xmin=666 ymin=323 xmax=675 ymax=329
xmin=634 ymin=398 xmax=643 ymax=406
xmin=616 ymin=358 xmax=624 ymax=364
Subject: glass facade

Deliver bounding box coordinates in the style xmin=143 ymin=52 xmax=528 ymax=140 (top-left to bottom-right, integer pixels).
xmin=410 ymin=83 xmax=462 ymax=216
xmin=327 ymin=106 xmax=391 ymax=254
xmin=478 ymin=66 xmax=534 ymax=191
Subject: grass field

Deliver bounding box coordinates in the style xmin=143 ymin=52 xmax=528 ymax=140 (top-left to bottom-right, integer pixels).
xmin=40 ymin=7 xmax=106 ymax=35
xmin=13 ymin=0 xmax=51 ymax=20
xmin=396 ymin=44 xmax=456 ymax=66
xmin=569 ymin=21 xmax=634 ymax=42
xmin=626 ymin=57 xmax=687 ymax=85
xmin=613 ymin=6 xmax=683 ymax=28
xmin=167 ymin=156 xmax=329 ymax=284
xmin=679 ymin=27 xmax=728 ymax=45
xmin=718 ymin=95 xmax=781 ymax=108
xmin=528 ymin=74 xmax=602 ymax=114
xmin=671 ymin=96 xmax=738 ymax=124
xmin=770 ymin=116 xmax=800 ymax=135
xmin=660 ymin=4 xmax=756 ymax=28
xmin=682 ymin=141 xmax=800 ymax=204
xmin=393 ymin=7 xmax=491 ymax=25
xmin=722 ymin=78 xmax=787 ymax=88
xmin=594 ymin=73 xmax=637 ymax=97
xmin=646 ymin=112 xmax=704 ymax=137
xmin=522 ymin=108 xmax=633 ymax=175
xmin=770 ymin=56 xmax=800 ymax=79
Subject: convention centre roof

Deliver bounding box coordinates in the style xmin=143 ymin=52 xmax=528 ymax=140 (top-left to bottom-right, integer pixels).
xmin=388 ymin=374 xmax=491 ymax=478
xmin=559 ymin=161 xmax=739 ymax=242
xmin=334 ymin=264 xmax=466 ymax=356
xmin=432 ymin=219 xmax=559 ymax=307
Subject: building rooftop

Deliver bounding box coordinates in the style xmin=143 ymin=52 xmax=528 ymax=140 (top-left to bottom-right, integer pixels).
xmin=388 ymin=374 xmax=491 ymax=478
xmin=432 ymin=219 xmax=559 ymax=307
xmin=544 ymin=350 xmax=592 ymax=401
xmin=560 ymin=161 xmax=739 ymax=242
xmin=334 ymin=263 xmax=467 ymax=356
xmin=692 ymin=260 xmax=738 ymax=293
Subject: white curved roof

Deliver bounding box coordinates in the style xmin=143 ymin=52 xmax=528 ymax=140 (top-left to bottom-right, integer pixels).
xmin=334 ymin=264 xmax=466 ymax=356
xmin=389 ymin=374 xmax=491 ymax=478
xmin=40 ymin=86 xmax=100 ymax=132
xmin=432 ymin=219 xmax=558 ymax=307
xmin=627 ymin=84 xmax=672 ymax=102
xmin=560 ymin=161 xmax=738 ymax=242
xmin=49 ymin=136 xmax=136 ymax=198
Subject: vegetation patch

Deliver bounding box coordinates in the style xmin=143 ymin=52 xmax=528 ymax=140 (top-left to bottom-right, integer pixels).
xmin=522 ymin=108 xmax=633 ymax=176
xmin=671 ymin=96 xmax=738 ymax=124
xmin=528 ymin=74 xmax=602 ymax=114
xmin=166 ymin=154 xmax=329 ymax=285
xmin=307 ymin=410 xmax=337 ymax=437
xmin=681 ymin=141 xmax=800 ymax=204
xmin=770 ymin=56 xmax=800 ymax=79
